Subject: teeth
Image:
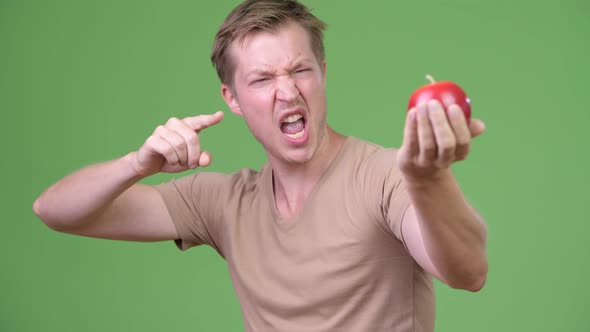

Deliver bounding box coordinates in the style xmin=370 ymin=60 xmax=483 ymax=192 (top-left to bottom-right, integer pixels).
xmin=282 ymin=114 xmax=303 ymax=123
xmin=285 ymin=129 xmax=305 ymax=139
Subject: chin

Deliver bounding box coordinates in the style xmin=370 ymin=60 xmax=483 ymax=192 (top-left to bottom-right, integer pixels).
xmin=282 ymin=146 xmax=318 ymax=165
xmin=263 ymin=129 xmax=323 ymax=166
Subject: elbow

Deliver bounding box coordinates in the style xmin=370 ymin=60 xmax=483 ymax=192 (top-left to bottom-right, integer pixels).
xmin=32 ymin=197 xmax=44 ymax=219
xmin=447 ymin=263 xmax=488 ymax=292
xmin=33 ymin=197 xmax=66 ymax=232
xmin=462 ymin=274 xmax=487 ymax=292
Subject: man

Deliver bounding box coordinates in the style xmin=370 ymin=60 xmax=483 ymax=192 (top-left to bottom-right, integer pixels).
xmin=33 ymin=0 xmax=488 ymax=331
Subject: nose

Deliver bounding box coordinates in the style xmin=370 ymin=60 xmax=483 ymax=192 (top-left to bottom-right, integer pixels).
xmin=275 ymin=76 xmax=300 ymax=103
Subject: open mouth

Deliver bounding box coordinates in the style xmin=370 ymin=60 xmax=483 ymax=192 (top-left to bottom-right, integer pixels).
xmin=280 ymin=113 xmax=306 ymax=139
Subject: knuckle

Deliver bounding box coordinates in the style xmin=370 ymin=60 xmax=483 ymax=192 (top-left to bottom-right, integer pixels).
xmin=155 ymin=125 xmax=166 ymax=134
xmin=417 ymin=158 xmax=431 ymax=168
xmin=145 ymin=135 xmax=157 ymax=145
xmin=186 ymin=132 xmax=199 ymax=143
xmin=435 ymin=160 xmax=452 ymax=169
xmin=440 ymin=144 xmax=455 ymax=156
xmin=423 ymin=145 xmax=436 ymax=157
xmin=161 ymin=144 xmax=173 ymax=155
xmin=166 ymin=117 xmax=180 ymax=125
xmin=166 ymin=151 xmax=179 ymax=164
xmin=439 ymin=133 xmax=456 ymax=147
xmin=162 ymin=152 xmax=176 ymax=164
xmin=173 ymin=140 xmax=186 ymax=152
xmin=420 ymin=136 xmax=434 ymax=148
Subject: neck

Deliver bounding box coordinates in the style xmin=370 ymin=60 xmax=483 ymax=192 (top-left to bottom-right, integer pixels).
xmin=269 ymin=127 xmax=346 ymax=219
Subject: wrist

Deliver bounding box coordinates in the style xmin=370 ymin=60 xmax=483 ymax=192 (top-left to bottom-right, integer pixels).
xmin=122 ymin=152 xmax=150 ymax=180
xmin=403 ymin=168 xmax=455 ymax=190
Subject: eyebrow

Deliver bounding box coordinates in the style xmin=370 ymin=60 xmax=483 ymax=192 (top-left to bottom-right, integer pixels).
xmin=246 ymin=59 xmax=315 ymax=78
xmin=247 ymin=68 xmax=275 ymax=77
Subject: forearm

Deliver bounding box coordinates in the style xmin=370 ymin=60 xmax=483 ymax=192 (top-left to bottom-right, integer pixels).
xmin=406 ymin=169 xmax=488 ymax=290
xmin=33 ymin=152 xmax=144 ymax=230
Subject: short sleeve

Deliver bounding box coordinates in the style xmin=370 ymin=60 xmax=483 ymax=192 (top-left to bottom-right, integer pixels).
xmin=359 ymin=148 xmax=413 ymax=242
xmin=154 ymin=172 xmax=226 ymax=252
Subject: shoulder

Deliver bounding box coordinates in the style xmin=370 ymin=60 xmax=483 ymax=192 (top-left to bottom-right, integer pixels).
xmin=198 ymin=167 xmax=261 ymax=187
xmin=344 ymin=136 xmax=402 ymax=174
xmin=156 ymin=166 xmax=265 ymax=199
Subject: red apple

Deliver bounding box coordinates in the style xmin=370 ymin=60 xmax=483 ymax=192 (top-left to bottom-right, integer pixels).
xmin=408 ymin=75 xmax=471 ymax=121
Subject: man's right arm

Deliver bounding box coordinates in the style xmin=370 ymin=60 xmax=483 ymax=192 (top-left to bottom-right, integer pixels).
xmin=33 ymin=111 xmax=224 ymax=242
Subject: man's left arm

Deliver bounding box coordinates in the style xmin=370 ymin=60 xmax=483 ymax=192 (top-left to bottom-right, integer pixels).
xmin=397 ymin=100 xmax=488 ymax=292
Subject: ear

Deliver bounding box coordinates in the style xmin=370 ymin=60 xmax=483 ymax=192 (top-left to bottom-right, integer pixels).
xmin=321 ymin=61 xmax=327 ymax=87
xmin=221 ymin=84 xmax=242 ymax=116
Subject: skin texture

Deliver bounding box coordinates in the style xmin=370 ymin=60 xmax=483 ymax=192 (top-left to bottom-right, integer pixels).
xmin=33 ymin=19 xmax=487 ymax=292
xmin=221 ymin=21 xmax=346 ymax=218
xmin=398 ymin=101 xmax=488 ymax=291
xmin=32 ymin=112 xmax=225 ymax=241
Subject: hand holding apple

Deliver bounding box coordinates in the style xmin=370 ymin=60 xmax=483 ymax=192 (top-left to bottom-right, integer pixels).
xmin=398 ymin=76 xmax=485 ymax=182
xmin=408 ymin=75 xmax=471 ymax=122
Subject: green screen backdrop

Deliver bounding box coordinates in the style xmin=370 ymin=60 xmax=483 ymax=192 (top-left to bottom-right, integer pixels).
xmin=1 ymin=0 xmax=588 ymax=331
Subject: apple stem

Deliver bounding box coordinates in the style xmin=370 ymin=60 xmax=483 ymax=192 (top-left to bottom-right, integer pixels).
xmin=426 ymin=74 xmax=436 ymax=84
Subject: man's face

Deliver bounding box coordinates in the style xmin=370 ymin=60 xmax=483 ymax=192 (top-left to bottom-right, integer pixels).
xmin=222 ymin=21 xmax=328 ymax=165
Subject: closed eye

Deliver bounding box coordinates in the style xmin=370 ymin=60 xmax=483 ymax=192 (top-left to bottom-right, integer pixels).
xmin=251 ymin=77 xmax=270 ymax=85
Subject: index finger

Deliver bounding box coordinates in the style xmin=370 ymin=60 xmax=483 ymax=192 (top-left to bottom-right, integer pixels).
xmin=184 ymin=111 xmax=224 ymax=132
xmin=402 ymin=108 xmax=419 ymax=157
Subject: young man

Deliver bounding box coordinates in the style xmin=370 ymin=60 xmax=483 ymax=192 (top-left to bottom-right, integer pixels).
xmin=33 ymin=0 xmax=488 ymax=331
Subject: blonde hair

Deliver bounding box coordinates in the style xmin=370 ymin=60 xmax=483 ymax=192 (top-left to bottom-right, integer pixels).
xmin=211 ymin=0 xmax=327 ymax=87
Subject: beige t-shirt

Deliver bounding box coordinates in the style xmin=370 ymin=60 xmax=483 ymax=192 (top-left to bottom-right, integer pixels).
xmin=155 ymin=137 xmax=434 ymax=332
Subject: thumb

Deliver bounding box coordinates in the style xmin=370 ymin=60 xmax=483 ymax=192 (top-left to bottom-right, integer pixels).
xmin=469 ymin=119 xmax=486 ymax=138
xmin=198 ymin=151 xmax=212 ymax=167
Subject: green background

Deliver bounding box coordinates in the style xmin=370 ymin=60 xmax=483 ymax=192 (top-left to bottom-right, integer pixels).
xmin=1 ymin=0 xmax=588 ymax=331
